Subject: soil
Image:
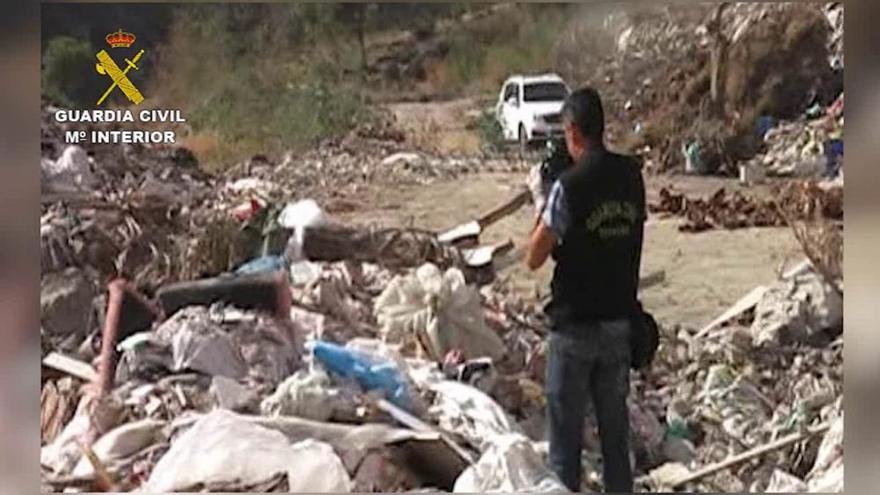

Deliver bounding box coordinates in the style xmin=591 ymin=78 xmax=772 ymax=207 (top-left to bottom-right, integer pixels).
xmin=336 ymin=166 xmax=801 ymax=329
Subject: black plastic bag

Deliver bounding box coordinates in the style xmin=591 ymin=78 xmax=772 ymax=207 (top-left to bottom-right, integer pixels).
xmin=630 ymin=305 xmax=659 ymax=370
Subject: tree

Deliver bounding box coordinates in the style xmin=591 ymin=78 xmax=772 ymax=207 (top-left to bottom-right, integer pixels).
xmin=707 ymin=3 xmax=730 ymax=117
xmin=42 ymin=36 xmax=94 ymax=106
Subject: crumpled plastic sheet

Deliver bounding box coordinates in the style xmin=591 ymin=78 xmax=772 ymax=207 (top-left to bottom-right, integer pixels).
xmin=145 ymin=409 xmax=352 ymax=492
xmin=429 ymin=380 xmax=520 ymax=451
xmin=150 ymin=306 xmax=300 ymax=389
xmin=453 ymin=433 xmax=567 ymax=492
xmin=374 ymin=263 xmax=506 ymax=361
xmin=40 ymin=398 xmax=93 ymax=475
xmin=155 ymin=307 xmax=249 ymax=380
xmin=42 ymin=145 xmax=98 ymax=192
xmin=765 ymin=469 xmax=807 ymax=493
xmin=698 ymin=364 xmax=771 ymax=447
xmin=806 ymin=413 xmax=843 ymax=492
xmin=260 ymin=367 xmax=344 ymax=422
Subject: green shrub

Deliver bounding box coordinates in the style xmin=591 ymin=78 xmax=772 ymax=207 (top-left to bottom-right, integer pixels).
xmin=475 ymin=109 xmax=505 ymax=153
xmin=42 ymin=36 xmax=94 ymax=106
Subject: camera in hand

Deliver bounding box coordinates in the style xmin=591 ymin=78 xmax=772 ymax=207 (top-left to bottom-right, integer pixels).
xmin=540 ymin=138 xmax=573 ymax=190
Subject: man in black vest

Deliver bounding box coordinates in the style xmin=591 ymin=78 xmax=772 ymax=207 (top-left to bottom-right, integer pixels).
xmin=525 ymin=87 xmax=645 ymax=493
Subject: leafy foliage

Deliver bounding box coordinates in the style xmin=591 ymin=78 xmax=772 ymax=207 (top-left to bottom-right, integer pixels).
xmin=42 ymin=36 xmax=94 ymax=107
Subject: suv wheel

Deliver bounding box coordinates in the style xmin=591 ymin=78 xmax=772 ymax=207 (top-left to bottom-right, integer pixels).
xmin=518 ymin=124 xmax=528 ymax=158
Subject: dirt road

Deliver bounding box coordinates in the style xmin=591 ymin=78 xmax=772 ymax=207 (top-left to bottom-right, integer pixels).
xmin=361 ymin=99 xmax=803 ymax=327
xmin=338 ymin=169 xmax=801 ymax=329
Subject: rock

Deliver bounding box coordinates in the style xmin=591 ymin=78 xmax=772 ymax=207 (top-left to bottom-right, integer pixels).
xmin=751 ymin=271 xmax=843 ymax=347
xmin=661 ymin=436 xmax=696 ymax=464
xmin=648 ymin=462 xmax=691 ymax=490
xmin=212 ymin=376 xmax=258 ymax=412
xmin=41 ymin=268 xmax=96 ymax=341
xmin=380 ymin=152 xmax=425 ymax=169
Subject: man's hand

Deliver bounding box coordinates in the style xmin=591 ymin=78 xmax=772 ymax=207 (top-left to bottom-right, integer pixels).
xmin=527 ymin=163 xmax=547 ymax=216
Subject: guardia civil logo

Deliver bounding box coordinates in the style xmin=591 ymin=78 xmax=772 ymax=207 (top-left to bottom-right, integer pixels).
xmin=95 ymin=29 xmax=145 ymax=106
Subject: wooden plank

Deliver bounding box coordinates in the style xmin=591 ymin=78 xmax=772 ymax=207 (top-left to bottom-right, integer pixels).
xmin=695 ymin=285 xmax=769 ymax=339
xmin=42 ymin=352 xmax=97 ymax=382
xmin=782 ymin=259 xmax=812 ymax=280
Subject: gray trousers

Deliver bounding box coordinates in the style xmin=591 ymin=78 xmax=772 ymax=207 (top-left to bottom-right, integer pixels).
xmin=545 ymin=319 xmax=633 ymax=493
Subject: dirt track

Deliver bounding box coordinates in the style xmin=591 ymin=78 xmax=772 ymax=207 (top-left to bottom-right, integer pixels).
xmin=361 ymin=99 xmax=804 ymax=327
xmin=338 ymin=169 xmax=801 ymax=328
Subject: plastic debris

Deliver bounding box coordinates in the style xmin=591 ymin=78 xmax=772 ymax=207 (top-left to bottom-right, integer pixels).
xmin=374 ymin=263 xmax=506 ymax=361
xmin=145 ymin=409 xmax=352 ymax=492
xmin=312 ymin=340 xmax=414 ymax=412
xmin=453 ymin=434 xmax=567 ymax=492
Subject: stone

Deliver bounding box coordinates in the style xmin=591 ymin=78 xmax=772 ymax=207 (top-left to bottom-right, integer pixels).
xmin=41 ymin=268 xmax=96 ymax=340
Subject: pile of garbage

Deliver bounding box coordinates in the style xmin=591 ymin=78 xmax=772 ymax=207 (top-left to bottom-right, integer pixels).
xmin=649 ymin=177 xmax=843 ymax=233
xmin=39 ymin=248 xmax=846 ymax=493
xmin=636 ymin=259 xmax=843 ymax=492
xmin=561 ymin=3 xmax=843 ymax=176
xmin=739 ymin=93 xmax=843 ymax=182
xmin=41 ymin=98 xmax=843 ymax=492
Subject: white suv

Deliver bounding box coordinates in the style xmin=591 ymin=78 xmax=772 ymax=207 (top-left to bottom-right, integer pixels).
xmin=494 ymin=74 xmax=570 ymax=153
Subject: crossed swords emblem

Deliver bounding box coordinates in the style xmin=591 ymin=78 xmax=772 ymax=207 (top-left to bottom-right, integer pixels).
xmin=95 ymin=49 xmax=145 ymax=106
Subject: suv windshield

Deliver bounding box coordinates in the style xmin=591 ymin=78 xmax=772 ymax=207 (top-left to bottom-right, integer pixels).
xmin=523 ymin=82 xmax=567 ymax=102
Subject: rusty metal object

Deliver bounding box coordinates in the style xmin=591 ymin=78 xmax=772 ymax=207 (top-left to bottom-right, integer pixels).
xmin=96 ymin=280 xmax=162 ymax=397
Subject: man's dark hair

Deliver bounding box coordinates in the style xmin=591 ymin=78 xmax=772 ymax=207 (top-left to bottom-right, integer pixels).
xmin=561 ymin=87 xmax=605 ymax=143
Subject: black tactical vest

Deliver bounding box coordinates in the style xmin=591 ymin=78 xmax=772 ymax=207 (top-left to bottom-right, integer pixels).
xmin=546 ymin=149 xmax=646 ymax=326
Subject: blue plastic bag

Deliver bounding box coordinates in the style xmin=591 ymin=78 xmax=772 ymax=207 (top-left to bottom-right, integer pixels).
xmin=311 ymin=341 xmax=413 ymax=412
xmin=235 ymin=255 xmax=287 ymax=275
xmin=755 ymin=116 xmax=776 ymax=139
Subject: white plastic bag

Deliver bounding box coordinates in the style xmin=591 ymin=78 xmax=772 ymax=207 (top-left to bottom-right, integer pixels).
xmin=278 ymin=199 xmax=326 ymax=230
xmin=430 ymin=380 xmax=519 ymax=451
xmin=145 ymin=409 xmax=352 ymax=492
xmin=453 ymin=433 xmax=567 ymax=492
xmin=374 ymin=263 xmax=505 ymax=361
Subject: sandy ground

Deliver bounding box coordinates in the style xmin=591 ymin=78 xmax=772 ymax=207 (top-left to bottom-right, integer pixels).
xmin=337 ymin=170 xmax=802 ymax=329
xmin=386 ymin=99 xmax=485 ymax=154
xmin=359 ymin=98 xmax=803 ymax=328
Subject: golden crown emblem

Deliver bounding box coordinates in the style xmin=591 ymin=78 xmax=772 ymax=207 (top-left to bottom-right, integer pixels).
xmin=106 ymin=29 xmax=136 ymax=48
